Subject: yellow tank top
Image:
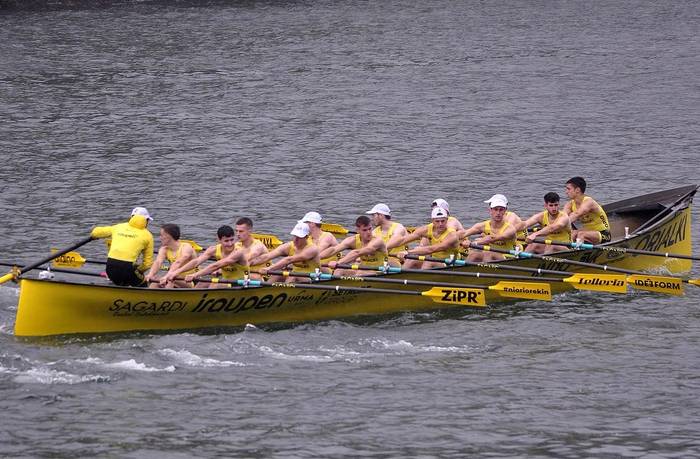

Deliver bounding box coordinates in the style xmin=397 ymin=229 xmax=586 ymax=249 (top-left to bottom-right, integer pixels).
xmin=372 ymin=222 xmax=406 ymax=257
xmin=541 ymin=210 xmax=572 ymax=243
xmin=353 ymin=235 xmax=388 ymax=267
xmin=212 ymin=243 xmax=249 ymax=280
xmin=311 ymin=231 xmax=341 ymax=264
xmin=483 ymin=220 xmax=516 ymax=251
xmin=506 ymin=211 xmax=528 ymax=241
xmin=288 ymin=239 xmax=320 ymax=273
xmin=571 ymin=196 xmax=610 ymax=232
xmin=426 ymin=224 xmax=460 ymax=259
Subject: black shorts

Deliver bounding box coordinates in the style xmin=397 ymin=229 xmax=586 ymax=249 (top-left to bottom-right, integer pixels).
xmin=106 ymin=258 xmax=146 ymax=287
xmin=599 ymin=229 xmax=612 ymax=243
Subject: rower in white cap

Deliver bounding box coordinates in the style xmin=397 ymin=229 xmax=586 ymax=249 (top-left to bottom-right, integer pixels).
xmin=250 ymin=221 xmax=320 ymax=283
xmin=366 ymin=203 xmax=408 ymax=267
xmin=430 ymin=198 xmax=465 ymax=232
xmin=397 ymin=206 xmax=460 ymax=269
xmin=299 ymin=211 xmax=338 ymax=273
xmin=459 ymin=194 xmax=517 ymax=262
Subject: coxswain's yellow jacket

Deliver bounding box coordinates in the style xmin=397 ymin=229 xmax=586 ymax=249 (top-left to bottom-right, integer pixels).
xmin=91 ymin=215 xmax=154 ymax=272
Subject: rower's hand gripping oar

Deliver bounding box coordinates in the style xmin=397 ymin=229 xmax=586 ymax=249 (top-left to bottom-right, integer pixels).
xmin=530 ymin=237 xmax=700 ymax=262
xmin=464 ymin=243 xmax=693 ymax=295
xmin=0 ymin=235 xmax=94 ymax=284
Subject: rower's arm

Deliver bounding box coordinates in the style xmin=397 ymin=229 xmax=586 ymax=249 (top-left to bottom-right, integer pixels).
xmin=386 ymin=227 xmax=408 ymax=251
xmin=408 ymin=231 xmax=458 ymax=256
xmin=520 ymin=213 xmax=543 ymax=232
xmin=267 ymin=245 xmax=319 ymax=272
xmin=319 ymin=236 xmax=354 ymax=260
xmin=138 ymin=235 xmax=155 ymax=273
xmin=458 ymin=223 xmax=484 ymax=241
xmin=249 ymin=243 xmax=288 ymax=267
xmin=400 ymin=226 xmax=426 ymax=246
xmin=145 ymin=248 xmax=166 ymax=280
xmin=168 ymin=247 xmax=214 ymax=279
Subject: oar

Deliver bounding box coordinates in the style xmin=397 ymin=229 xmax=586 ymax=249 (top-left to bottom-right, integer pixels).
xmin=222 ymin=278 xmax=488 ymax=308
xmin=529 ymin=237 xmax=700 ymax=262
xmin=464 ymin=243 xmax=697 ymax=295
xmin=321 ymin=222 xmax=418 ymax=236
xmin=0 ymin=261 xmax=105 ymax=279
xmin=0 ymin=236 xmax=94 ymax=284
xmin=332 ymin=262 xmax=630 ymax=294
xmin=266 ymin=269 xmax=552 ymax=301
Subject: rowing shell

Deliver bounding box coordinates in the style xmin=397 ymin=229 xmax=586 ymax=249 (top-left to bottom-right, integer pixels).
xmin=13 ymin=184 xmax=697 ymax=337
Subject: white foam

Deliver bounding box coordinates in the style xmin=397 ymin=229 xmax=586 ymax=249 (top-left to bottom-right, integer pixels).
xmin=12 ymin=367 xmax=109 ymax=385
xmin=258 ymin=346 xmax=334 ymax=362
xmin=76 ymin=357 xmax=175 ymax=372
xmin=158 ymin=349 xmax=245 ymax=367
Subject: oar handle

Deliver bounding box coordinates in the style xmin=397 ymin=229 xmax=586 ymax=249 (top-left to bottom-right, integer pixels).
xmin=0 ymin=235 xmax=94 ymax=284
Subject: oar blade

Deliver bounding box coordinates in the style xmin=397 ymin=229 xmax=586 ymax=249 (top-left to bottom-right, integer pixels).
xmin=320 ymin=222 xmax=349 ymax=236
xmin=564 ymin=274 xmax=628 ymax=294
xmin=626 ymin=275 xmax=684 ymax=296
xmin=182 ymin=239 xmax=203 ymax=252
xmin=689 ymin=279 xmax=700 ymax=287
xmin=490 ymin=282 xmax=552 ymax=301
xmin=252 ymin=233 xmax=283 ymax=249
xmin=50 ymin=250 xmax=86 ymax=269
xmin=422 ymin=287 xmax=486 ymax=307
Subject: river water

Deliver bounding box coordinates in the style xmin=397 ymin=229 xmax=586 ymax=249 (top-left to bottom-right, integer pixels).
xmin=1 ymin=1 xmax=699 ymax=457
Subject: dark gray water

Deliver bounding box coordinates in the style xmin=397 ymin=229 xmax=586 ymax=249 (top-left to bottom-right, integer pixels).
xmin=1 ymin=1 xmax=699 ymax=457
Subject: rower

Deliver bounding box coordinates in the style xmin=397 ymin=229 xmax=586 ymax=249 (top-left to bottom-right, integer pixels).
xmin=300 ymin=211 xmax=339 ymax=273
xmin=431 ymin=198 xmax=464 ymax=231
xmin=484 ymin=194 xmax=526 ymax=245
xmin=252 ymin=222 xmax=320 ymax=283
xmin=90 ymin=206 xmax=154 ymax=287
xmin=459 ymin=194 xmax=517 ymax=262
xmin=398 ymin=207 xmax=460 ymax=269
xmin=167 ymin=224 xmax=243 ymax=288
xmin=145 ymin=223 xmax=198 ymax=288
xmin=366 ymin=203 xmax=408 ymax=267
xmin=563 ymin=176 xmax=611 ymax=244
xmin=322 ymin=215 xmax=389 ymax=276
xmin=519 ymin=192 xmax=572 ymax=254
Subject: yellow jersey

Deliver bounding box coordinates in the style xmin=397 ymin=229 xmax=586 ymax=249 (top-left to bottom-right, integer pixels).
xmin=571 ymin=196 xmax=610 ymax=232
xmin=213 ymin=243 xmax=249 ymax=280
xmin=426 ymin=224 xmax=460 ymax=259
xmin=166 ymin=243 xmax=198 ymax=276
xmin=541 ymin=211 xmax=572 ymax=243
xmin=483 ymin=220 xmax=516 ymax=252
xmin=353 ymin=235 xmax=388 ymax=268
xmin=288 ymin=239 xmax=320 ymax=273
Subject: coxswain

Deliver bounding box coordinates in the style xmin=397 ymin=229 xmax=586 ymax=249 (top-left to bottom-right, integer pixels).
xmin=322 ymin=215 xmax=389 ymax=276
xmin=366 ymin=203 xmax=408 ymax=267
xmin=459 ymin=194 xmax=517 ymax=262
xmin=519 ymin=192 xmax=572 ymax=254
xmin=90 ymin=206 xmax=154 ymax=287
xmin=145 ymin=224 xmax=198 ymax=288
xmin=251 ymin=221 xmax=320 ymax=283
xmin=398 ymin=207 xmax=460 ymax=269
xmin=563 ymin=176 xmax=611 ymax=244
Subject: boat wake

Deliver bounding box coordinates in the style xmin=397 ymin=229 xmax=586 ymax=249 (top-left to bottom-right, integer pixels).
xmin=157 ymin=348 xmax=246 ymax=368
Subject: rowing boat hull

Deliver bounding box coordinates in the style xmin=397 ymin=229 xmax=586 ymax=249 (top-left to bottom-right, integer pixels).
xmin=13 ymin=185 xmax=697 ymax=337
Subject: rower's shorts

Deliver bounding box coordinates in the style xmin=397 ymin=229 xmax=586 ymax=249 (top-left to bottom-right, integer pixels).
xmin=599 ymin=229 xmax=612 ymax=243
xmin=106 ymin=258 xmax=146 ymax=287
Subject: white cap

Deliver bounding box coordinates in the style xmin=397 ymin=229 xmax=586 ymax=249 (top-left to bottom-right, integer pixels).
xmin=484 ymin=194 xmax=508 ymax=208
xmin=290 ymin=221 xmax=310 ymax=238
xmin=300 ymin=211 xmax=322 ymax=224
xmin=366 ymin=203 xmax=391 ymax=216
xmin=431 ymin=207 xmax=449 ymax=219
xmin=431 ymin=198 xmax=450 ymax=213
xmin=131 ymin=206 xmax=153 ymax=221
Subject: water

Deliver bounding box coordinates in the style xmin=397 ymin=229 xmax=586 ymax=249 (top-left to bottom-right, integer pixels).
xmin=1 ymin=0 xmax=699 ymax=457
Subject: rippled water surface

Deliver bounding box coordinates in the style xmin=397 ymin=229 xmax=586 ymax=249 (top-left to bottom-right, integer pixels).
xmin=1 ymin=0 xmax=699 ymax=457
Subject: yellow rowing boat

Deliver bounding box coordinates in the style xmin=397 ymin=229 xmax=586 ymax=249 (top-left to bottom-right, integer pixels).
xmin=12 ymin=185 xmax=697 ymax=337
